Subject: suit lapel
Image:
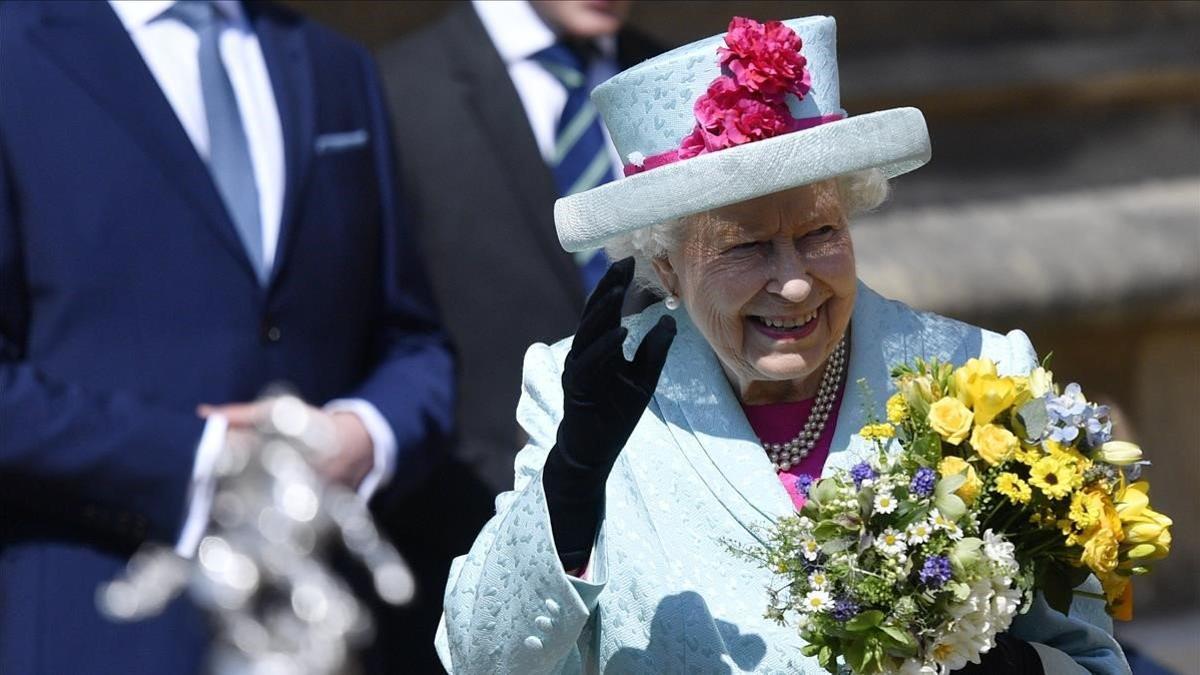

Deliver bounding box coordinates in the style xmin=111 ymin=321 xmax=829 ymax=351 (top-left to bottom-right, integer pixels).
xmin=445 ymin=8 xmax=585 ymax=310
xmin=28 ymin=1 xmax=259 ymax=284
xmin=250 ymin=4 xmax=314 ymax=289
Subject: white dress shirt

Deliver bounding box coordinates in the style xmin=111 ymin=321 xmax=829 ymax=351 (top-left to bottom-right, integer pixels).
xmin=471 ymin=0 xmax=624 ymax=175
xmin=109 ymin=0 xmax=396 ymax=557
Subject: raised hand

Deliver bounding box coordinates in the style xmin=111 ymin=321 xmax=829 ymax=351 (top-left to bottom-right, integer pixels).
xmin=542 ymin=258 xmax=676 ymax=569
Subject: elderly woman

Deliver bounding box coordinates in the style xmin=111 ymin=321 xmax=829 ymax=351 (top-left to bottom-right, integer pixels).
xmin=436 ymin=16 xmax=1129 ymax=675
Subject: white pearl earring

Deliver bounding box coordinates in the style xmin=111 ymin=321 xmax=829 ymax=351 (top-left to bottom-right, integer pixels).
xmin=664 ymin=295 xmax=680 ymax=311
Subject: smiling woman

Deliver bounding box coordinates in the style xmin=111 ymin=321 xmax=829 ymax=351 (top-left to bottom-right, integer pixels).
xmin=436 ymin=14 xmax=1130 ymax=675
xmin=607 ymin=170 xmax=887 ymax=404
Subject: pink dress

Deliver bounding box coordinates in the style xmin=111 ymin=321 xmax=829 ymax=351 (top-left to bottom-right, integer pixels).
xmin=740 ymin=378 xmax=846 ymax=510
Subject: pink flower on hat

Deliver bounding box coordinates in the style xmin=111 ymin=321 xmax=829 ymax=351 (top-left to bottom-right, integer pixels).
xmin=679 ymin=76 xmax=795 ymax=158
xmin=718 ymin=17 xmax=811 ymax=103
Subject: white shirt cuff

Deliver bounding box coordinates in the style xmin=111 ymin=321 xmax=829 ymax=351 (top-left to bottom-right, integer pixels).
xmin=325 ymin=398 xmax=397 ymax=501
xmin=175 ymin=414 xmax=227 ymax=558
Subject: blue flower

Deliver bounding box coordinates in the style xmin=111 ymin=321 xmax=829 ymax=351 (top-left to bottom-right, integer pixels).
xmin=831 ymin=596 xmax=861 ymax=622
xmin=909 ymin=467 xmax=937 ymax=499
xmin=793 ymin=473 xmax=814 ymax=497
xmin=1084 ymin=404 xmax=1112 ymax=447
xmin=918 ymin=555 xmax=952 ymax=588
xmin=850 ymin=462 xmax=876 ymax=488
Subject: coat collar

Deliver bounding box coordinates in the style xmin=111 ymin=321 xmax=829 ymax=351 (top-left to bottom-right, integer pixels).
xmin=643 ymin=282 xmax=981 ymax=535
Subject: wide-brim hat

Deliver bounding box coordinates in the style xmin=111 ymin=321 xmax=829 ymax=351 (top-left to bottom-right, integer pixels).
xmin=555 ymin=16 xmax=930 ymax=253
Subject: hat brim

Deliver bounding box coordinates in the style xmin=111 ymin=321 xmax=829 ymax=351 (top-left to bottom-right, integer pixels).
xmin=555 ymin=107 xmax=930 ymax=252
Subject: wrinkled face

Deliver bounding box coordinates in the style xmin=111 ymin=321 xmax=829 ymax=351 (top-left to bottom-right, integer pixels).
xmin=653 ymin=181 xmax=857 ymax=404
xmin=530 ymin=0 xmax=633 ymax=39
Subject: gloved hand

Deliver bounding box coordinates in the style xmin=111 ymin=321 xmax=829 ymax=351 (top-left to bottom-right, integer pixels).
xmin=542 ymin=258 xmax=676 ymax=570
xmin=952 ymin=632 xmax=1043 ymax=674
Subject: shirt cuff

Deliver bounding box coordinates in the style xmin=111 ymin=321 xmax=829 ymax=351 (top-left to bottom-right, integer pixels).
xmin=325 ymin=398 xmax=397 ymax=501
xmin=175 ymin=414 xmax=227 ymax=558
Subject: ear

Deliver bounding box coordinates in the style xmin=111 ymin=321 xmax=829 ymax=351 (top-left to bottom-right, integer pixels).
xmin=650 ymin=256 xmax=679 ymax=297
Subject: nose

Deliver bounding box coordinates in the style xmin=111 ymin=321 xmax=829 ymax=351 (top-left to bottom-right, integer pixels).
xmin=764 ymin=242 xmax=812 ymax=302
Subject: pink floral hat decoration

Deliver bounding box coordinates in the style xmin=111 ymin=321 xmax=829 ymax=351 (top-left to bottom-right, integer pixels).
xmin=555 ymin=15 xmax=931 ymax=253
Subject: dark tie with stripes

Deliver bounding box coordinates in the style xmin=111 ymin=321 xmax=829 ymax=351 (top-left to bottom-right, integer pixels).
xmin=533 ymin=43 xmax=615 ymax=296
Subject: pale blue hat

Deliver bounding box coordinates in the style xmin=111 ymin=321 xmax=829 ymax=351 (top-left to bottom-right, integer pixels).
xmin=555 ymin=15 xmax=930 ymax=252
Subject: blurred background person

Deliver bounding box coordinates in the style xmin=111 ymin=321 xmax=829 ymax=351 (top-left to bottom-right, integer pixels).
xmin=371 ymin=1 xmax=661 ymax=670
xmin=0 ymin=1 xmax=453 ymax=673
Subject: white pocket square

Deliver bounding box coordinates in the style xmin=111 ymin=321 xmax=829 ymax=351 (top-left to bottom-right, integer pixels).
xmin=314 ymin=129 xmax=369 ymax=154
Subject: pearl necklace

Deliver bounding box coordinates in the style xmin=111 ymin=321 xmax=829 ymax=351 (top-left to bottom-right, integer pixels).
xmin=762 ymin=336 xmax=847 ymax=472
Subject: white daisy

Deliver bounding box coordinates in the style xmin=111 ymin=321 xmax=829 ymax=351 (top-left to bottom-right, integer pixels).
xmin=906 ymin=520 xmax=933 ymax=544
xmin=873 ymin=490 xmax=898 ymax=514
xmin=930 ymin=510 xmax=964 ymax=540
xmin=874 ymin=528 xmax=908 ymax=556
xmin=808 ymin=571 xmax=830 ymax=590
xmin=800 ymin=539 xmax=822 ymax=561
xmin=802 ymin=589 xmax=833 ymax=613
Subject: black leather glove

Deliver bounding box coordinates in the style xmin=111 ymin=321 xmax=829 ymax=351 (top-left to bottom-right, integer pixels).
xmin=542 ymin=258 xmax=676 ymax=570
xmin=952 ymin=632 xmax=1043 ymax=674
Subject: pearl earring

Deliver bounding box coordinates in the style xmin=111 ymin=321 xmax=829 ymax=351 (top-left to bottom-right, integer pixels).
xmin=664 ymin=295 xmax=680 ymax=311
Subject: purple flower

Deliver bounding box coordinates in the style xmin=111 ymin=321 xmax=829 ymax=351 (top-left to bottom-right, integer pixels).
xmin=793 ymin=473 xmax=814 ymax=496
xmin=909 ymin=467 xmax=937 ymax=498
xmin=832 ymin=596 xmax=861 ymax=622
xmin=919 ymin=555 xmax=952 ymax=589
xmin=850 ymin=462 xmax=876 ymax=488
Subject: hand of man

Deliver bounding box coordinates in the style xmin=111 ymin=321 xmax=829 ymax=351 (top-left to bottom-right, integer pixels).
xmin=198 ymin=399 xmax=375 ymax=489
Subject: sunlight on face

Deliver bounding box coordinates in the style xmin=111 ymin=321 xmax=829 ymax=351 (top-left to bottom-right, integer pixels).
xmin=655 ymin=181 xmax=856 ymax=404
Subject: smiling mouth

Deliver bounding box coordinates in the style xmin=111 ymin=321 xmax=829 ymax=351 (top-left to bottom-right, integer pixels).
xmin=749 ymin=305 xmax=822 ymax=340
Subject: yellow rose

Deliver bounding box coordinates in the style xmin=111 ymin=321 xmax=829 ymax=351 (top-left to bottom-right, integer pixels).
xmin=969 ymin=423 xmax=1019 ymax=465
xmin=953 ymin=358 xmax=998 ymax=407
xmin=928 ymin=397 xmax=973 ymax=445
xmin=967 ymin=375 xmax=1017 ymax=426
xmin=886 ymin=393 xmax=908 ymax=423
xmin=938 ymin=456 xmax=981 ymax=504
xmin=1081 ymin=527 xmax=1120 ymax=574
xmin=1068 ymin=488 xmax=1110 ymax=532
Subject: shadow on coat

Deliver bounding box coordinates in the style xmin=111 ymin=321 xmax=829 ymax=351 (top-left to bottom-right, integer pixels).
xmin=604 ymin=591 xmax=766 ymax=674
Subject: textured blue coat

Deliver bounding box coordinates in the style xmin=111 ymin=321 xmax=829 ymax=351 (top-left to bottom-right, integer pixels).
xmin=437 ymin=284 xmax=1129 ymax=674
xmin=0 ymin=2 xmax=454 ymax=672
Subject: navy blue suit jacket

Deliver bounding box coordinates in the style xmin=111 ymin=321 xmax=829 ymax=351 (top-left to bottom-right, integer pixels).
xmin=0 ymin=2 xmax=454 ymax=672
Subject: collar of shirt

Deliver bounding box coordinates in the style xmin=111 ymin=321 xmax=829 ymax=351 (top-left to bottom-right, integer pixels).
xmin=109 ymin=0 xmax=247 ymax=31
xmin=472 ymin=0 xmax=616 ymax=66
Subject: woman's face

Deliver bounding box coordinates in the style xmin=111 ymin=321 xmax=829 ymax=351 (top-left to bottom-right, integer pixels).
xmin=654 ymin=180 xmax=856 ymax=404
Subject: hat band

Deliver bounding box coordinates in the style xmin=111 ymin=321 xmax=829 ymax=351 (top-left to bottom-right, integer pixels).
xmin=622 ymin=112 xmax=846 ymax=178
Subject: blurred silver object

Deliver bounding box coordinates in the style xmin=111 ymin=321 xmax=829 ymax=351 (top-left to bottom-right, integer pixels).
xmin=99 ymin=395 xmax=414 ymax=674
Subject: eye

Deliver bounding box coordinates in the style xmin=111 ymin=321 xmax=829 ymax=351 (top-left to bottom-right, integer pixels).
xmin=723 ymin=241 xmax=760 ymax=255
xmin=806 ymin=225 xmax=837 ymax=239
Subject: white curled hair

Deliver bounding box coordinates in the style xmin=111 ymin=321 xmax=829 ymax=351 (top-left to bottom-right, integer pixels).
xmin=604 ymin=169 xmax=891 ymax=297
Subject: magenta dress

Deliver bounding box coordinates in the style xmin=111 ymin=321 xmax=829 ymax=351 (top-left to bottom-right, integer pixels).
xmin=740 ymin=378 xmax=846 ymax=510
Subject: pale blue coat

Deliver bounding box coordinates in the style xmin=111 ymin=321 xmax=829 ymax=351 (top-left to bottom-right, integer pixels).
xmin=436 ymin=284 xmax=1130 ymax=674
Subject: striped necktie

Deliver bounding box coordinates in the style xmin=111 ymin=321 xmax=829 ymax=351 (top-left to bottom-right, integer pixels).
xmin=167 ymin=1 xmax=267 ymax=283
xmin=533 ymin=43 xmax=614 ymax=296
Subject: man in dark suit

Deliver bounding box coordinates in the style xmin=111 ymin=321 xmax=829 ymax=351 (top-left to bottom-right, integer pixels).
xmin=0 ymin=1 xmax=454 ymax=672
xmin=376 ymin=1 xmax=659 ymax=669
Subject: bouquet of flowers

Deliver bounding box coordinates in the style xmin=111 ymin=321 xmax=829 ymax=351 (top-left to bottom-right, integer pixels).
xmin=742 ymin=358 xmax=1173 ymax=674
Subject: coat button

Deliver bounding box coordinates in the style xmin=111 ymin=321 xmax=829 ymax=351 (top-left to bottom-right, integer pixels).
xmin=544 ymin=599 xmax=560 ymax=616
xmin=535 ymin=616 xmax=553 ymax=631
xmin=261 ymin=319 xmax=282 ymax=343
xmin=523 ymin=636 xmax=543 ymax=651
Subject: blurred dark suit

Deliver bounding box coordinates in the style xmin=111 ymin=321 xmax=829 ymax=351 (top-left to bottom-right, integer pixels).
xmin=375 ymin=3 xmax=660 ymax=671
xmin=0 ymin=2 xmax=453 ymax=672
